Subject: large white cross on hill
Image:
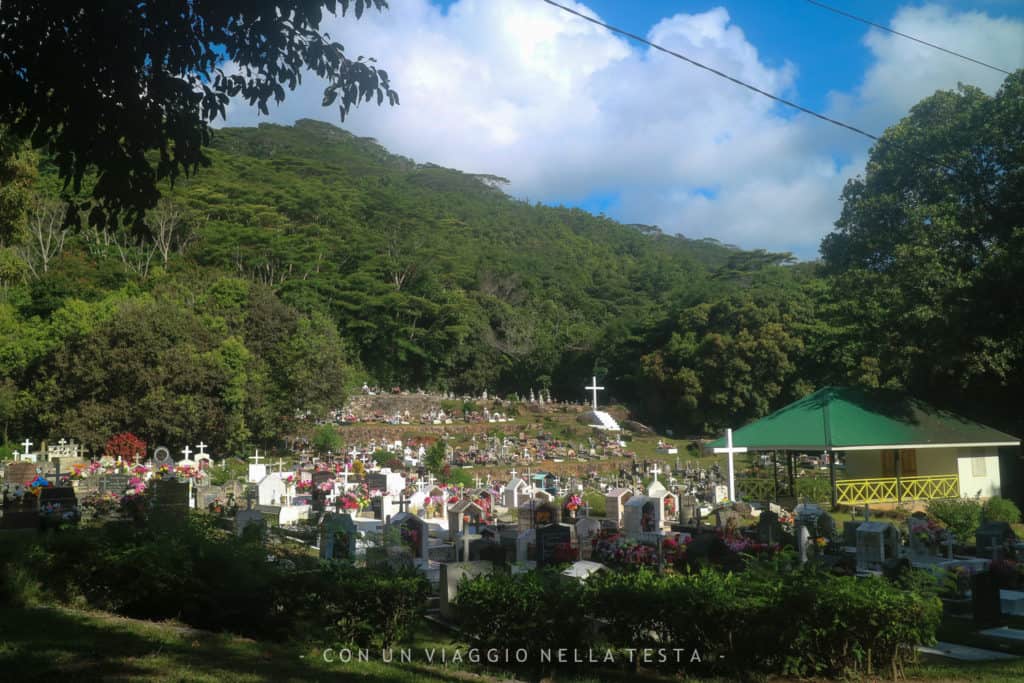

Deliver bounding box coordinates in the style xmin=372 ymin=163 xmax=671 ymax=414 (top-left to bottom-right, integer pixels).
xmin=712 ymin=428 xmax=747 ymax=503
xmin=585 ymin=376 xmax=604 ymax=411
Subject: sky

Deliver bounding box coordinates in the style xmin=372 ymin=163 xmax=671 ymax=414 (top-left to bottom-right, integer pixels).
xmin=221 ymin=0 xmax=1024 ymax=259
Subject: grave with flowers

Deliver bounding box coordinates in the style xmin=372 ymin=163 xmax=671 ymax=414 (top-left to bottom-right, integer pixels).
xmin=386 ymin=511 xmax=430 ymax=566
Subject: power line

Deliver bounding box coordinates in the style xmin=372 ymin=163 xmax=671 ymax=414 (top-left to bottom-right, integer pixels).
xmin=541 ymin=0 xmax=879 ymax=144
xmin=805 ymin=0 xmax=1012 ymax=76
xmin=541 ymin=0 xmax=962 ymax=175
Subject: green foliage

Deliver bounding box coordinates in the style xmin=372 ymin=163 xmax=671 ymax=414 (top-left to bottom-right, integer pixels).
xmin=423 ymin=439 xmax=446 ymax=477
xmin=312 ymin=424 xmax=342 ymax=454
xmin=929 ymin=498 xmax=983 ymax=544
xmin=0 ymin=1 xmax=396 ymax=227
xmin=209 ymin=458 xmax=247 ymax=487
xmin=445 ymin=467 xmax=473 ymax=488
xmin=456 ymin=565 xmax=942 ymax=679
xmin=983 ymin=496 xmax=1022 ymax=525
xmin=820 ymin=72 xmax=1024 ymax=434
xmin=0 ymin=517 xmax=427 ymax=649
xmin=454 ymin=569 xmax=590 ymax=676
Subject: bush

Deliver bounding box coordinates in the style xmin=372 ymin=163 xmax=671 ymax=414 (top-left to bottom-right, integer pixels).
xmin=983 ymin=496 xmax=1022 ymax=525
xmin=455 ymin=570 xmax=590 ymax=676
xmin=454 ymin=564 xmax=941 ymax=679
xmin=928 ymin=498 xmax=983 ymax=544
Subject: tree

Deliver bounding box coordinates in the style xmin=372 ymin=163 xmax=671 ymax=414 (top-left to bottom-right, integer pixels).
xmin=0 ymin=1 xmax=398 ymax=227
xmin=313 ymin=424 xmax=342 ymax=454
xmin=820 ymin=71 xmax=1024 ymax=431
xmin=104 ymin=432 xmax=147 ymax=464
xmin=17 ymin=197 xmax=68 ymax=278
xmin=146 ymin=197 xmax=196 ymax=266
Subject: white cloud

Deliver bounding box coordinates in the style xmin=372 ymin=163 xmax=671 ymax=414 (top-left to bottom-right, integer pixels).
xmin=222 ymin=1 xmax=1023 ymax=259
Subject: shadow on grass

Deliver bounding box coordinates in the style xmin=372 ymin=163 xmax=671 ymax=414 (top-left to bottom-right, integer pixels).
xmin=0 ymin=606 xmax=479 ymax=682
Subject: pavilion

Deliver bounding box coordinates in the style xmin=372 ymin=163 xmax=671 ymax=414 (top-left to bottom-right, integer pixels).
xmin=706 ymin=386 xmax=1019 ymax=507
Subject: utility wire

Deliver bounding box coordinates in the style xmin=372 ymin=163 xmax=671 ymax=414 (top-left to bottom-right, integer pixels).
xmin=542 ymin=0 xmax=962 ymax=175
xmin=542 ymin=0 xmax=879 ymax=143
xmin=805 ymin=0 xmax=1012 ymax=76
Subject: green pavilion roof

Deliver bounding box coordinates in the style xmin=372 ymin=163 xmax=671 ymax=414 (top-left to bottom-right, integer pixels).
xmin=706 ymin=386 xmax=1019 ymax=451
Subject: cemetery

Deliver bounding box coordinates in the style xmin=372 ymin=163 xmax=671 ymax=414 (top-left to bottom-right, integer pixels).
xmin=2 ymin=379 xmax=1024 ymax=681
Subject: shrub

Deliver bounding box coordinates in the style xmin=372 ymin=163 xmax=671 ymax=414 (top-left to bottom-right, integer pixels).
xmin=455 ymin=570 xmax=590 ymax=676
xmin=983 ymin=496 xmax=1022 ymax=525
xmin=928 ymin=498 xmax=983 ymax=544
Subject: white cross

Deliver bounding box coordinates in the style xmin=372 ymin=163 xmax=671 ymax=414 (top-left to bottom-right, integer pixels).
xmin=509 ymin=467 xmax=517 ymax=479
xmin=250 ymin=450 xmax=264 ymax=466
xmin=712 ymin=428 xmax=747 ymax=502
xmin=427 ymin=473 xmax=436 ymax=487
xmin=274 ymin=458 xmax=284 ymax=473
xmin=58 ymin=438 xmax=67 ymax=447
xmin=21 ymin=438 xmax=33 ymax=455
xmin=181 ymin=445 xmax=193 ymax=459
xmin=12 ymin=450 xmax=20 ymax=461
xmin=474 ymin=475 xmax=482 ymax=489
xmin=196 ymin=442 xmax=208 ymax=456
xmin=585 ymin=376 xmax=604 ymax=411
xmin=650 ymin=463 xmax=662 ymax=483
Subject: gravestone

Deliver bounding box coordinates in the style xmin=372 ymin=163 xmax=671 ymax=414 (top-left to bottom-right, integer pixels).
xmin=605 ymin=488 xmax=632 ymax=527
xmin=235 ymin=504 xmax=267 ymax=542
xmin=856 ymin=521 xmax=900 ymax=572
xmin=842 ymin=521 xmax=863 ymax=549
xmin=150 ymin=479 xmax=189 ymax=518
xmin=153 ymin=446 xmax=174 ymax=470
xmin=713 ymin=484 xmax=729 ymax=504
xmin=449 ymin=499 xmax=484 ymax=541
xmin=319 ymin=512 xmax=357 ymax=561
xmin=756 ymin=511 xmax=783 ymax=545
xmin=388 ymin=512 xmax=430 ymax=562
xmin=973 ymin=572 xmax=1002 ymax=628
xmin=439 ymin=561 xmax=493 ymax=619
xmin=99 ymin=474 xmax=132 ymax=496
xmin=977 ymin=522 xmax=1016 ymax=559
xmin=38 ymin=486 xmax=79 ymax=524
xmin=4 ymin=462 xmax=39 ymax=487
xmin=576 ymin=517 xmax=602 ymax=560
xmin=536 ymin=523 xmax=572 ymax=568
xmin=679 ymin=495 xmax=699 ymax=526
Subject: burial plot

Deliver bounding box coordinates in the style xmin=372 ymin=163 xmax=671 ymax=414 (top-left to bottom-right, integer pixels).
xmin=4 ymin=462 xmax=39 ymax=487
xmin=536 ymin=523 xmax=572 ymax=568
xmin=38 ymin=487 xmax=79 ymax=527
xmin=576 ymin=517 xmax=602 ymax=559
xmin=856 ymin=521 xmax=901 ymax=572
xmin=439 ymin=561 xmax=493 ymax=619
xmin=235 ymin=504 xmax=267 ymax=542
xmin=99 ymin=474 xmax=132 ymax=496
xmin=150 ymin=479 xmax=190 ymax=519
xmin=388 ymin=512 xmax=430 ymax=564
xmin=756 ymin=511 xmax=783 ymax=545
xmin=977 ymin=522 xmax=1016 ymax=559
xmin=449 ymin=499 xmax=485 ymax=541
xmin=319 ymin=513 xmax=357 ymax=561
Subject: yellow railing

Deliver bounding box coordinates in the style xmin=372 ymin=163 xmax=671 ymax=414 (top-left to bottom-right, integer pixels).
xmin=835 ymin=475 xmax=960 ymax=505
xmin=736 ymin=478 xmax=775 ymax=502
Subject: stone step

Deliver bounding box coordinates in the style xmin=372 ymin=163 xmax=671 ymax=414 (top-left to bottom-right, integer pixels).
xmin=917 ymin=641 xmax=1018 ymax=662
xmin=980 ymin=626 xmax=1024 ymax=643
xmin=1001 ymin=590 xmax=1024 ymax=615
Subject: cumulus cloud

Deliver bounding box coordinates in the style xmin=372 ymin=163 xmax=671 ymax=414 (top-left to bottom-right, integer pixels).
xmin=222 ymin=1 xmax=1023 ymax=258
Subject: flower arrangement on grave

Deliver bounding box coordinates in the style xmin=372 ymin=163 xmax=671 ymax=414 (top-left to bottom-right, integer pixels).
xmin=553 ymin=541 xmax=577 ymax=564
xmin=317 ymin=480 xmax=335 ymax=493
xmin=725 ymin=538 xmax=781 ymax=556
xmin=296 ymin=479 xmax=313 ymax=493
xmin=340 ymin=494 xmax=360 ymax=511
xmin=70 ymin=463 xmax=88 ymax=480
xmin=125 ymin=477 xmax=147 ymax=496
xmin=565 ymin=494 xmax=582 ymax=512
xmin=208 ymin=498 xmax=225 ymax=515
xmin=132 ymin=464 xmax=149 ymax=476
xmin=81 ymin=491 xmax=121 ymax=517
xmin=175 ymin=464 xmax=196 ymax=479
xmin=400 ymin=526 xmax=420 ymax=551
xmin=448 ymin=495 xmax=460 ymax=505
xmin=664 ymin=495 xmax=676 ymax=517
xmin=26 ymin=475 xmax=50 ymax=496
xmin=912 ymin=518 xmax=952 ymax=553
xmin=156 ymin=464 xmax=173 ymax=478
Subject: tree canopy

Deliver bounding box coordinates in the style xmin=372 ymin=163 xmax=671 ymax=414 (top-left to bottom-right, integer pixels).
xmin=0 ymin=0 xmax=397 ymax=228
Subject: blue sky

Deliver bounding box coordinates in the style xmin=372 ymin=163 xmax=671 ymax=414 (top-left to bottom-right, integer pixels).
xmin=223 ymin=1 xmax=1024 ymax=258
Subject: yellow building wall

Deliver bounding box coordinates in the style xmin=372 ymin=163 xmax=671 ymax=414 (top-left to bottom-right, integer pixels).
xmin=841 ymin=447 xmax=958 ymax=478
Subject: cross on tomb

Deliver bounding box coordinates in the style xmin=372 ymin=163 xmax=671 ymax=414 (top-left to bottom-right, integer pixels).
xmin=509 ymin=467 xmax=518 ymax=479
xmin=250 ymin=451 xmax=264 ymax=466
xmin=397 ymin=494 xmax=412 ymax=514
xmin=181 ymin=445 xmax=193 ymax=460
xmin=196 ymin=442 xmax=208 ymax=456
xmin=712 ymin=428 xmax=746 ymax=503
xmin=474 ymin=475 xmax=482 ymax=489
xmin=274 ymin=458 xmax=285 ymax=473
xmin=650 ymin=463 xmax=662 ymax=483
xmin=12 ymin=450 xmax=20 ymax=461
xmin=58 ymin=438 xmax=67 ymax=447
xmin=21 ymin=438 xmax=33 ymax=456
xmin=585 ymin=376 xmax=604 ymax=411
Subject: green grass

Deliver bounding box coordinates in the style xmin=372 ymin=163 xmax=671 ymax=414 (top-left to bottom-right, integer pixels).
xmin=0 ymin=605 xmax=474 ymax=682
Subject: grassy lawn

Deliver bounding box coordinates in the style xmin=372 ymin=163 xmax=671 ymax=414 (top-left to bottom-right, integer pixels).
xmin=3 ymin=603 xmax=1022 ymax=682
xmin=0 ymin=605 xmax=479 ymax=683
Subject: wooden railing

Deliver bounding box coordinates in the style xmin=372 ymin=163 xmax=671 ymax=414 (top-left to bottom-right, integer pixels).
xmin=835 ymin=475 xmax=960 ymax=505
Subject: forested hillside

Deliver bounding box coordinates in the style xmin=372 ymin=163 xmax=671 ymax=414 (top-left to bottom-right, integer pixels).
xmin=2 ymin=70 xmax=1022 ymax=454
